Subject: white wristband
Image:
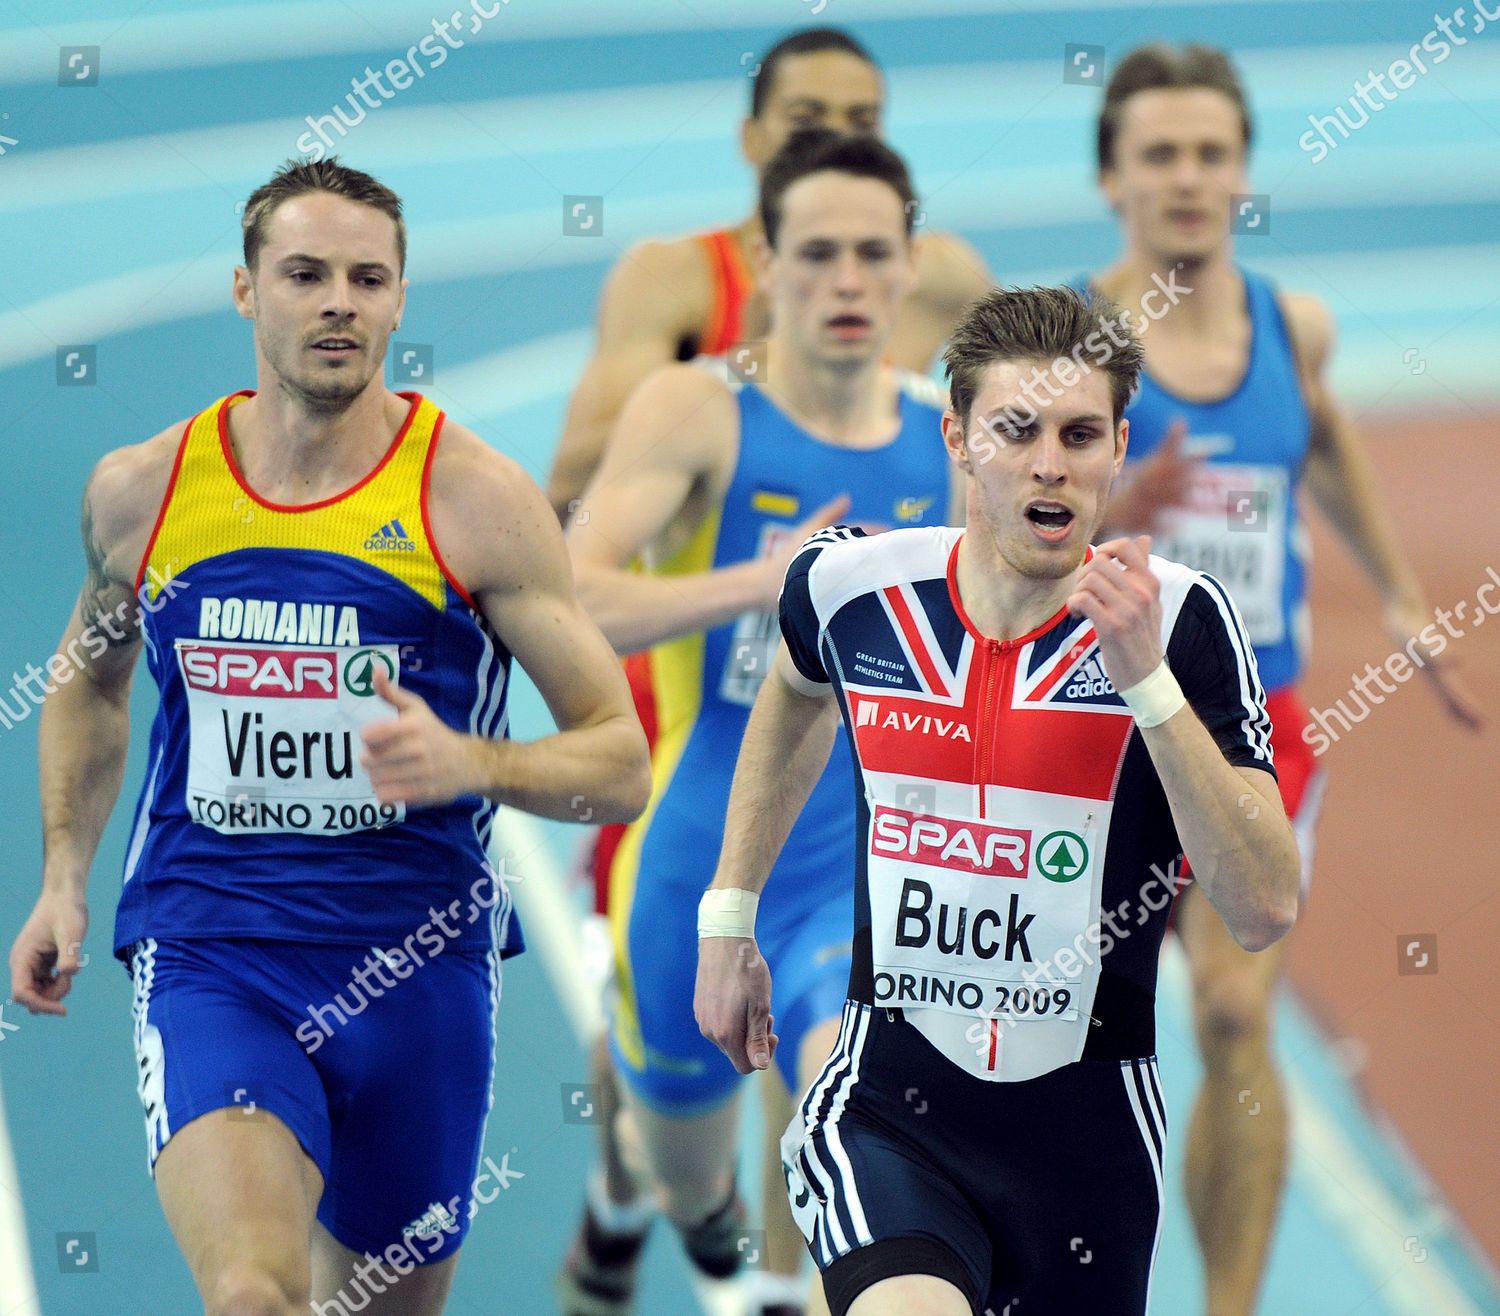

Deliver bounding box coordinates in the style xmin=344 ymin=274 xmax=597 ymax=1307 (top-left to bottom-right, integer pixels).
xmin=1119 ymin=659 xmax=1186 ymax=729
xmin=697 ymin=888 xmax=760 ymax=939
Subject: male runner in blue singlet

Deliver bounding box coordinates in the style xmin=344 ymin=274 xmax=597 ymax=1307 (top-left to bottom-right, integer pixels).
xmin=8 ymin=159 xmax=649 ymax=1316
xmin=1078 ymin=45 xmax=1482 ymax=1315
xmin=552 ymin=38 xmax=992 ymax=1310
xmin=564 ymin=131 xmax=960 ymax=1314
xmin=698 ymin=285 xmax=1302 ymax=1316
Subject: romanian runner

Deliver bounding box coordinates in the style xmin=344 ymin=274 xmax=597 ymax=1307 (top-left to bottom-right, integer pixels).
xmin=7 ymin=159 xmax=649 ymax=1316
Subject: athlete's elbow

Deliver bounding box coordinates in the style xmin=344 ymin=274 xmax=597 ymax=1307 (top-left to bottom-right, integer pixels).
xmin=617 ymin=758 xmax=653 ymax=823
xmin=596 ymin=726 xmax=652 ymax=824
xmin=1233 ymin=880 xmax=1299 ymax=952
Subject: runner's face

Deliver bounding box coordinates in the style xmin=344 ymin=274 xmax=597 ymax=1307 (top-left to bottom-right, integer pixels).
xmin=743 ymin=52 xmax=884 ymax=168
xmin=947 ymin=360 xmax=1126 ymax=580
xmin=1101 ymin=88 xmax=1248 ymax=266
xmin=763 ymin=172 xmax=916 ymax=368
xmin=238 ymin=193 xmax=406 ymax=410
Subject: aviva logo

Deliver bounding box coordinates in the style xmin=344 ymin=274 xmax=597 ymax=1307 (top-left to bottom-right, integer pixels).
xmin=365 ymin=519 xmax=418 ymax=552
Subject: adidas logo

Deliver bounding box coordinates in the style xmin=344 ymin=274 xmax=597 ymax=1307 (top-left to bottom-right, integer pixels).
xmin=364 ymin=519 xmax=418 ymax=553
xmin=402 ymin=1200 xmax=458 ymax=1240
xmin=1059 ymin=653 xmax=1118 ymax=702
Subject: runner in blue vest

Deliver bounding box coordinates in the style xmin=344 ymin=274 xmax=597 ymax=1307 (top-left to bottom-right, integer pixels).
xmin=1081 ymin=44 xmax=1481 ymax=1316
xmin=564 ymin=130 xmax=960 ymax=1315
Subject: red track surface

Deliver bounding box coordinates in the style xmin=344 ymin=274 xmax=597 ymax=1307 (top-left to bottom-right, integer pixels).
xmin=1287 ymin=411 xmax=1500 ymax=1265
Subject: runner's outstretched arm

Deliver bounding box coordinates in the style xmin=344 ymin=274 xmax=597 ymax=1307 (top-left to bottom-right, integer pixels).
xmin=695 ymin=645 xmax=840 ymax=1074
xmin=1286 ymin=292 xmax=1482 ymax=728
xmin=11 ymin=447 xmax=159 ymax=1015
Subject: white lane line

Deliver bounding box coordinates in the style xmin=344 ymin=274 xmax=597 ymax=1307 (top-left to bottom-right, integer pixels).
xmin=0 ymin=1070 xmax=41 ymax=1316
xmin=1286 ymin=1074 xmax=1483 ymax=1316
xmin=8 ymin=47 xmax=1499 ymax=218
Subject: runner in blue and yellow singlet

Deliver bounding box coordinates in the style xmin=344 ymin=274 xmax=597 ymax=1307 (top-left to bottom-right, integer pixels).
xmin=8 ymin=159 xmax=649 ymax=1316
xmin=562 ymin=131 xmax=961 ymax=1315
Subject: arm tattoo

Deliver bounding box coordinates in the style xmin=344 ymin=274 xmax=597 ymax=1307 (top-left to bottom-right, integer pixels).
xmin=80 ymin=484 xmax=140 ymax=649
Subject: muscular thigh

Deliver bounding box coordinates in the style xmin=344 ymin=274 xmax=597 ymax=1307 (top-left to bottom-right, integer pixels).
xmin=312 ymin=1221 xmax=459 ymax=1315
xmin=155 ymin=1108 xmax=322 ymax=1300
xmin=131 ymin=937 xmax=330 ymax=1297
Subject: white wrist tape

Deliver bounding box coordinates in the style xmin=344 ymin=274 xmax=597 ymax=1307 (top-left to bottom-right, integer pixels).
xmin=697 ymin=888 xmax=760 ymax=939
xmin=1119 ymin=659 xmax=1186 ymax=729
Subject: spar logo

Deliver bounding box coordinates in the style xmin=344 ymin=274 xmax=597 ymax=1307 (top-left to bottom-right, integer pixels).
xmin=1037 ymin=830 xmax=1088 ymax=882
xmin=344 ymin=648 xmax=397 ymax=697
xmin=871 ymin=805 xmax=1030 ymax=879
xmin=180 ymin=645 xmax=338 ymax=699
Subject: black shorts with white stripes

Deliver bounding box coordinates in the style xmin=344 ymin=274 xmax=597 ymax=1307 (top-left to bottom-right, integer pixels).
xmin=782 ymin=1002 xmax=1167 ymax=1316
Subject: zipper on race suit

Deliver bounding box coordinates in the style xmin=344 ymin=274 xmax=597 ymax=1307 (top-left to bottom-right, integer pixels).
xmin=972 ymin=638 xmax=1004 ymax=819
xmin=973 ymin=636 xmax=1016 ymax=1072
xmin=966 ymin=639 xmax=1014 ymax=822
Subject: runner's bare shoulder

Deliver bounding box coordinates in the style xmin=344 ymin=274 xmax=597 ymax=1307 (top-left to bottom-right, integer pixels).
xmin=424 ymin=420 xmax=558 ymax=596
xmin=87 ymin=422 xmax=191 ymax=581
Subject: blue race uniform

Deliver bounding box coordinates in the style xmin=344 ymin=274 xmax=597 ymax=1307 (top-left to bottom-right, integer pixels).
xmin=121 ymin=391 xmax=515 ymax=1262
xmin=117 ymin=389 xmax=520 ymax=958
xmin=1074 ymin=267 xmax=1313 ymax=691
xmin=608 ymin=370 xmax=952 ymax=1111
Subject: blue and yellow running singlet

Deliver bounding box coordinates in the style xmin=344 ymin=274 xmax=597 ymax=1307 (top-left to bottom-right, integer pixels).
xmin=112 ymin=390 xmax=520 ymax=959
xmin=607 ymin=371 xmax=951 ymax=1107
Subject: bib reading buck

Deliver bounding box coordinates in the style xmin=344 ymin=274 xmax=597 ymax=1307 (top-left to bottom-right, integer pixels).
xmin=112 ymin=391 xmax=522 ymax=960
xmin=867 ymin=798 xmax=1099 ymax=1027
xmin=778 ymin=524 xmax=1276 ymax=1082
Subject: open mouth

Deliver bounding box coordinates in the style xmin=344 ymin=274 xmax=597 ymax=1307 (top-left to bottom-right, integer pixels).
xmin=1025 ymin=499 xmax=1076 ymax=540
xmin=827 ymin=314 xmax=871 ymax=336
xmin=310 ymin=337 xmax=360 ymax=356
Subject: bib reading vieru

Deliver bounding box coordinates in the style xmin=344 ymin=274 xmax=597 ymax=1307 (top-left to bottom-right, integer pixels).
xmin=113 ymin=392 xmax=521 ymax=959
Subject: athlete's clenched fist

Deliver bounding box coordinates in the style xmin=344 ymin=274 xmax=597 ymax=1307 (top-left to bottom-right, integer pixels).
xmin=1066 ymin=535 xmax=1165 ymax=692
xmin=361 ymin=665 xmax=482 ymax=807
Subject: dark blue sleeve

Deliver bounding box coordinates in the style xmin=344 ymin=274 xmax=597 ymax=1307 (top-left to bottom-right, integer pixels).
xmin=777 ymin=526 xmax=864 ymax=687
xmin=1165 ymin=575 xmax=1277 ymax=776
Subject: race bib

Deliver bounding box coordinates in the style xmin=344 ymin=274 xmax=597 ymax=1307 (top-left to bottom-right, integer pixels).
xmin=719 ymin=523 xmax=799 ymax=707
xmin=867 ymin=802 xmax=1100 ymax=1024
xmin=1150 ymin=462 xmax=1289 ymax=646
xmin=176 ymin=639 xmax=406 ymax=836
